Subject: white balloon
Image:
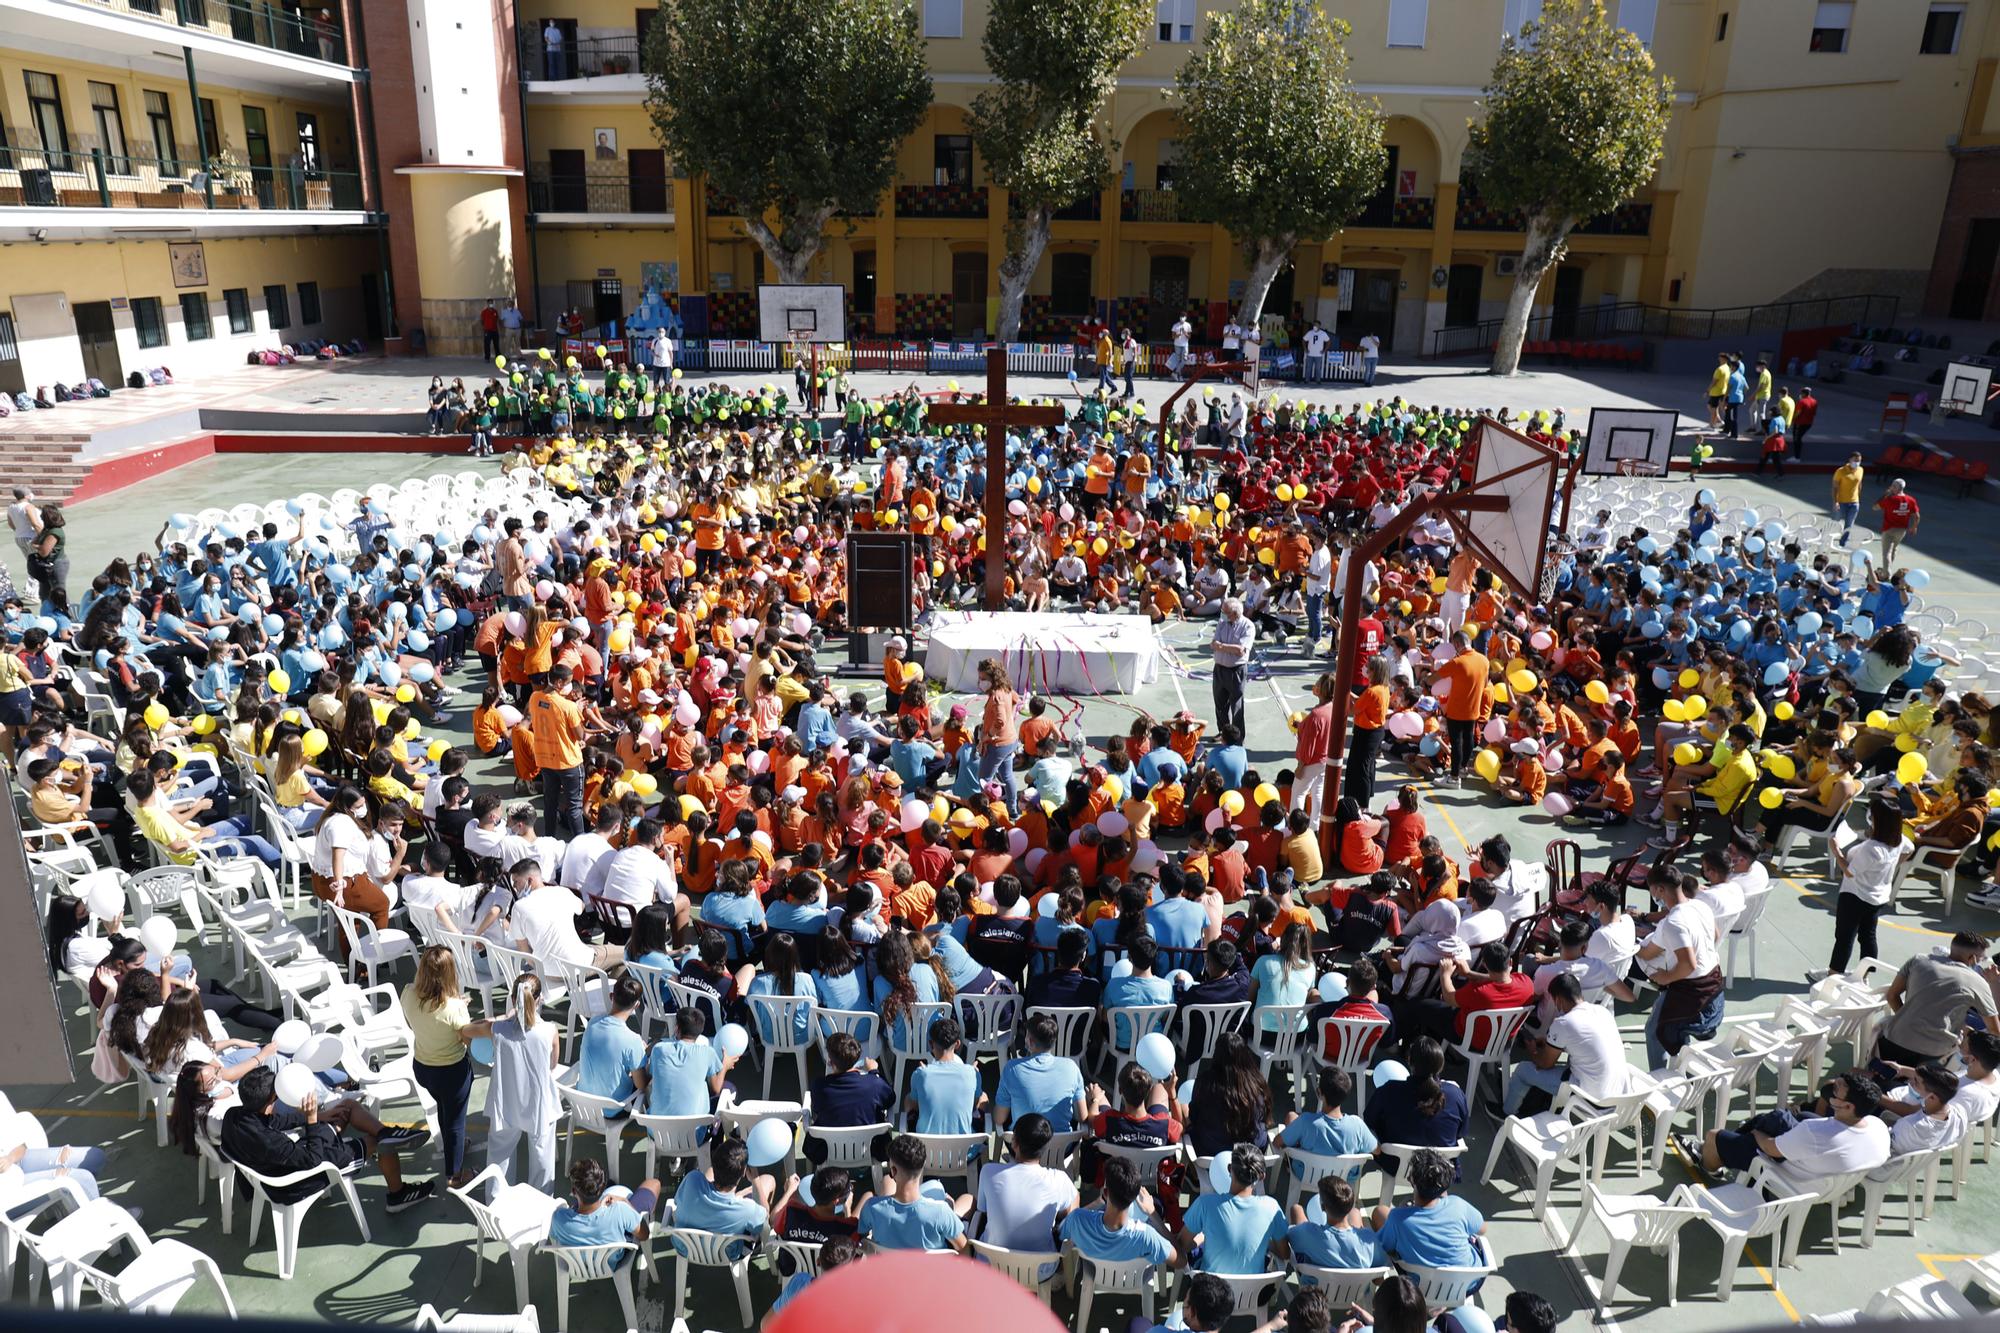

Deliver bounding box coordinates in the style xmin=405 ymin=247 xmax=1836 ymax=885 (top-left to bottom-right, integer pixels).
xmin=718 ymin=1023 xmax=751 ymax=1058
xmin=273 ymin=1019 xmax=312 ymax=1055
xmin=296 ymin=1033 xmax=344 ymax=1073
xmin=275 ymin=1063 xmax=318 ymax=1107
xmin=138 ymin=915 xmax=177 ymax=960
xmin=87 ymin=880 xmax=125 ymax=920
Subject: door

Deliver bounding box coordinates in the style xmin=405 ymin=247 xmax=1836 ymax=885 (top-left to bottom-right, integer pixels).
xmin=1551 ymin=265 xmax=1585 ymax=339
xmin=951 ymin=251 xmax=987 ymax=337
xmin=1348 ymin=269 xmax=1399 ymax=351
xmin=242 ymin=106 xmax=274 ymax=207
xmin=0 ymin=313 xmax=24 ymax=397
xmin=549 ymin=148 xmax=587 ymax=213
xmin=1445 ymin=263 xmax=1483 ymax=328
xmin=360 ymin=272 xmax=383 ymax=340
xmin=594 ymin=277 xmax=624 ymax=334
xmin=1147 ymin=255 xmax=1190 ymax=341
xmin=627 ymin=148 xmax=666 ymax=213
xmin=72 ymin=301 xmax=122 ymax=387
xmin=1952 ymin=219 xmax=2000 ymax=320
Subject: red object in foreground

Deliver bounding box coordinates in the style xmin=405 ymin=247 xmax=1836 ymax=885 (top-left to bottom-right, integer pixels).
xmin=764 ymin=1251 xmax=1066 ymax=1333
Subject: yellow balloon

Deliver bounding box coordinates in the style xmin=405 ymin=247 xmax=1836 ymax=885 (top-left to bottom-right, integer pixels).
xmin=1473 ymin=750 xmax=1502 ymax=783
xmin=1895 ymin=732 xmax=1920 ymax=752
xmin=932 ymin=561 xmax=945 ymax=577
xmin=1027 ymin=476 xmax=1042 ymax=494
xmin=1773 ymin=701 xmax=1795 ymax=721
xmin=1759 ymin=787 xmax=1784 ymax=809
xmin=1764 ymin=753 xmax=1797 ymax=781
xmin=1219 ymin=789 xmax=1245 ymax=816
xmin=682 ymin=560 xmax=698 ymax=577
xmin=1896 ymin=753 xmax=1927 ymax=785
xmin=302 ymin=727 xmax=329 ymax=758
xmin=427 ymin=739 xmax=450 ymax=762
xmin=143 ymin=701 xmax=169 ymax=730
xmin=1101 ymin=775 xmax=1124 ymax=803
xmin=1865 ymin=709 xmax=1890 ymax=729
xmin=631 ymin=773 xmax=659 ymax=798
xmin=1682 ymin=694 xmax=1707 ymax=720
xmin=1508 ymin=668 xmax=1538 ymax=694
xmin=190 ymin=713 xmax=217 ymax=735
xmin=1662 ymin=699 xmax=1686 ymax=723
xmin=1584 ymin=680 xmax=1610 ymax=705
xmin=1214 ymin=493 xmax=1231 ymax=511
xmin=608 ymin=629 xmax=632 ymax=654
xmin=1258 ymin=547 xmax=1277 ymax=566
xmin=404 ymin=718 xmax=421 ymax=739
xmin=1491 ymin=683 xmax=1509 ymax=704
xmin=1252 ymin=783 xmax=1279 ymax=808
xmin=267 ymin=669 xmax=291 ymax=695
xmin=679 ymin=794 xmax=705 ymax=819
xmin=1672 ymin=742 xmax=1701 ymax=766
xmin=372 ymin=701 xmax=391 ymax=726
xmin=396 ymin=684 xmax=417 ymax=704
xmin=1677 ymin=668 xmax=1700 ymax=689
xmin=1091 ymin=537 xmax=1109 ymax=556
xmin=940 ymin=516 xmax=958 ymax=534
xmin=1431 ymin=576 xmax=1449 ymax=595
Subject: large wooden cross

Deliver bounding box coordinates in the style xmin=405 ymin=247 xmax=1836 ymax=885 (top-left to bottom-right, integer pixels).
xmin=924 ymin=347 xmax=1067 ymax=610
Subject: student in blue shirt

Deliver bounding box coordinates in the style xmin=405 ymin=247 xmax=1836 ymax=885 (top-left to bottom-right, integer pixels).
xmin=573 ymin=976 xmax=648 ymax=1111
xmin=1103 ymin=935 xmax=1176 ymax=1045
xmin=1285 ymin=1176 xmax=1385 ymax=1271
xmin=906 ymin=1015 xmax=982 ymax=1133
xmin=1176 ymin=1144 xmax=1287 ymax=1274
xmin=669 ymin=1136 xmax=771 ymax=1259
xmin=993 ymin=1011 xmax=1088 ymax=1131
xmin=547 ymin=1156 xmax=659 ymax=1268
xmin=765 ymin=872 xmax=828 ymax=941
xmin=1058 ymin=1154 xmax=1178 ymax=1267
xmin=1278 ymin=1069 xmax=1378 ymax=1182
xmin=745 ymin=932 xmax=819 ymax=1047
xmin=1370 ymin=1147 xmax=1486 ymax=1271
xmin=857 ymin=1134 xmax=970 ymax=1252
xmin=643 ymin=1006 xmax=736 ymax=1117
xmin=1146 ymin=876 xmax=1211 ymax=955
xmin=766 ymin=1234 xmax=861 ymax=1322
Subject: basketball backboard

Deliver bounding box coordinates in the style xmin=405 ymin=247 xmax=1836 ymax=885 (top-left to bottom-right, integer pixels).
xmin=1580 ymin=407 xmax=1678 ymax=477
xmin=1446 ymin=416 xmax=1566 ymax=602
xmin=1941 ymin=360 xmax=1993 ymax=414
xmin=758 ymin=283 xmax=847 ymax=344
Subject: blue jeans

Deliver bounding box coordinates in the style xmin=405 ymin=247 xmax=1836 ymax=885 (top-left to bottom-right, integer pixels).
xmin=1363 ymin=356 xmax=1379 ymax=386
xmin=1305 ymin=591 xmax=1325 ymax=645
xmin=542 ymin=764 xmax=584 ymax=838
xmin=413 ymin=1055 xmax=474 ymax=1175
xmin=1646 ymin=985 xmax=1725 ymax=1070
xmin=979 ymin=742 xmax=1021 ymax=814
xmin=205 ymin=817 xmax=281 ymax=867
xmin=1505 ymin=1063 xmax=1569 ymax=1115
xmin=1836 ymin=501 xmax=1859 ymax=544
xmin=21 ymin=1146 xmax=105 ymax=1200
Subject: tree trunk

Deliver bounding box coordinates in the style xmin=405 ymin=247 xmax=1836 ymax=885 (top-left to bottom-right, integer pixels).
xmin=995 ymin=206 xmax=1051 ymax=343
xmin=744 ymin=205 xmax=835 ymax=287
xmin=1488 ymin=212 xmax=1574 ymax=377
xmin=1234 ymin=237 xmax=1292 ymax=332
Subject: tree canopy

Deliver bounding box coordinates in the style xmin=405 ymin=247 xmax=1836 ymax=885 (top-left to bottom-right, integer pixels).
xmin=642 ymin=0 xmax=932 ymax=285
xmin=1466 ymin=0 xmax=1672 ymax=374
xmin=971 ymin=0 xmax=1152 ymax=340
xmin=1173 ymin=0 xmax=1386 ymax=329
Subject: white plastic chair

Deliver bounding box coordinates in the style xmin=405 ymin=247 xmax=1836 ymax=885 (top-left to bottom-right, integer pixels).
xmin=448 ymin=1164 xmax=560 ymax=1312
xmin=634 ymin=1112 xmax=712 ymax=1181
xmin=331 ymin=901 xmax=415 ymax=986
xmin=67 ymin=1235 xmax=238 ymax=1316
xmin=623 ymin=960 xmax=678 ymax=1041
xmin=887 ymin=1000 xmax=953 ymax=1095
xmin=548 ymin=957 xmax=616 ymax=1061
xmin=1203 ymin=1270 xmax=1289 ymax=1324
xmin=1751 ymin=1157 xmax=1870 ymax=1261
xmin=17 ymin=1197 xmax=150 ymax=1308
xmin=801 ymin=1121 xmax=890 ymax=1173
xmin=235 ymin=1155 xmax=373 ymax=1279
xmin=967 ymin=1236 xmax=1063 ymax=1298
xmin=1685 ymin=1179 xmax=1819 ymax=1297
xmin=653 ymin=1225 xmax=759 ymax=1328
xmin=1449 ymin=1004 xmax=1533 ymax=1111
xmin=908 ymin=1131 xmax=989 ymax=1193
xmin=1102 ymin=1004 xmax=1176 ymax=1077
xmin=1312 ymin=1015 xmax=1392 ymax=1112
xmin=1176 ymin=1001 xmax=1251 ymax=1066
xmin=1294 ymin=1263 xmax=1395 ymax=1306
xmin=130 ymin=1060 xmax=176 ymax=1147
xmin=1397 ymin=1235 xmax=1497 ymax=1315
xmin=1280 ymin=1147 xmax=1373 ymax=1210
xmin=956 ymin=991 xmax=1024 ymax=1070
xmin=1375 ymin=1141 xmax=1469 ymax=1207
xmin=1479 ymin=1096 xmax=1616 ymax=1220
xmin=540 ymin=1241 xmax=641 ymax=1333
xmin=414 ymin=1305 xmax=540 ymax=1332
xmin=1724 ymin=886 xmax=1774 ymax=985
xmin=1574 ymin=1183 xmax=1707 ymax=1314
xmin=816 ymin=1007 xmax=881 ymax=1066
xmin=1642 ymin=1062 xmax=1736 ymax=1173
xmin=1858 ymin=1143 xmax=1948 ymax=1247
xmin=555 ymin=1074 xmax=632 ymax=1181
xmin=745 ymin=993 xmax=819 ymax=1100
xmin=1024 ymin=1005 xmax=1095 ymax=1062
xmin=1073 ymin=1251 xmax=1167 ymax=1331
xmin=1252 ymin=1005 xmax=1310 ymax=1104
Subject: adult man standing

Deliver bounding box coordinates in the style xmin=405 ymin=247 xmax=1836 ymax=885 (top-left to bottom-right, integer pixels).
xmin=1303 ymin=321 xmax=1330 ymax=383
xmin=1831 ymin=453 xmax=1864 ymax=547
xmin=1170 ymin=311 xmax=1193 ymax=377
xmin=1292 ymin=673 xmax=1335 ymax=828
xmin=1095 ymin=326 xmax=1117 ymax=394
xmin=479 ymin=301 xmax=500 ymax=360
xmin=1209 ymin=597 xmax=1255 ymax=738
xmin=501 ymin=300 xmax=524 ymax=355
xmin=1877 ymin=477 xmax=1920 ymax=566
xmin=1358 ymin=331 xmax=1381 ymax=387
xmin=1705 ymin=353 xmax=1729 ymax=429
xmin=1724 ymin=356 xmax=1747 ymax=437
xmin=1304 ymin=528 xmax=1333 ymax=650
xmin=530 ymin=665 xmax=588 ymax=839
xmin=1433 ymin=631 xmax=1490 ymax=787
xmin=497 ymin=518 xmax=531 ymax=610
xmin=1792 ymin=385 xmax=1819 ymax=455
xmin=8 ymin=488 xmax=42 ymax=590
xmin=1875 ymin=931 xmax=2000 ymax=1066
xmin=1121 ymin=327 xmax=1140 ymax=399
xmin=650 ymin=324 xmax=674 ymax=391
xmin=542 ymin=18 xmax=564 ymax=78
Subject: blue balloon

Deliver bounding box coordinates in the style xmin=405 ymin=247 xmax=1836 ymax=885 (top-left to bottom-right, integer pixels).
xmin=409 ymin=662 xmax=435 ymax=684
xmin=1852 ymin=615 xmax=1874 ymax=637
xmin=1652 ymin=666 xmax=1672 ymax=690
xmin=746 ymin=1118 xmax=794 ymax=1168
xmin=94 ymin=649 xmax=111 ymax=670
xmin=237 ymin=601 xmax=260 ymax=619
xmin=403 ymin=564 xmax=422 ymax=582
xmin=1764 ymin=660 xmax=1790 ymax=686
xmin=1446 ymin=1307 xmax=1497 ymax=1333
xmin=388 ymin=602 xmax=409 ymax=622
xmin=1795 ymin=612 xmax=1823 ymax=636
xmin=1419 ymin=734 xmax=1442 ymax=757
xmin=262 ymin=614 xmax=284 ymax=634
xmin=1729 ymin=620 xmax=1752 ymax=643
xmin=206 ymin=626 xmax=229 ymax=644
xmin=434 ymin=608 xmax=457 ymax=631
xmin=473 ymin=525 xmax=494 ymax=544
xmin=1636 ymin=536 xmax=1659 ymax=557
xmin=1642 ymin=621 xmax=1665 ymax=639
xmin=407 ymin=630 xmax=431 ymax=653
xmin=1905 ymin=569 xmax=1931 ymax=589
xmin=35 ymin=615 xmax=58 ymax=634
xmin=468 ymin=1036 xmax=494 ymax=1065
xmin=326 ymin=565 xmax=353 ymax=587
xmin=1743 ymin=535 xmax=1766 ymax=554
xmin=378 ymin=661 xmax=402 ymax=686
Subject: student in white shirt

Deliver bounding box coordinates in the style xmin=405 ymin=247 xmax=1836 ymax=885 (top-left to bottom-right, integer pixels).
xmin=972 ymin=1113 xmax=1078 ymax=1261
xmin=1580 ymin=884 xmax=1639 ymax=995
xmin=1453 ymin=879 xmax=1505 ymax=953
xmin=401 ymin=842 xmax=473 ymax=927
xmin=507 ymin=860 xmax=621 ymax=970
xmin=1695 ymin=847 xmax=1745 ymax=941
xmin=1692 ymin=1071 xmax=1890 ymax=1180
xmin=1875 ymin=1064 xmax=1967 ymax=1159
xmin=1503 ymin=972 xmax=1627 ymax=1115
xmin=1636 ymin=868 xmax=1722 ymax=1068
xmin=462 ymin=795 xmax=508 ymax=862
xmin=583 ymin=818 xmax=688 ymax=936
xmin=561 ymin=805 xmax=621 ymax=890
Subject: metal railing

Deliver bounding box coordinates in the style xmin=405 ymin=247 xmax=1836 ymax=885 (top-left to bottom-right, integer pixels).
xmin=520 ymin=31 xmax=643 ymax=80
xmin=528 ymin=166 xmax=671 ymax=215
xmin=82 ymin=0 xmax=350 ymax=65
xmin=1427 ymin=293 xmax=1906 ymax=358
xmin=1352 ymin=190 xmax=1435 ymax=229
xmin=0 ymin=136 xmax=362 ymax=211
xmin=1120 ymin=188 xmax=1181 ymax=223
xmin=896 ymin=182 xmax=986 ymax=219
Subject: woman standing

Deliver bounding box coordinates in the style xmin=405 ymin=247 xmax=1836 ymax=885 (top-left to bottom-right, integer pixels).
xmin=486 ymin=971 xmax=561 ymax=1189
xmin=1817 ymin=795 xmax=1912 ymax=979
xmin=27 ymin=504 xmax=68 ymax=618
xmin=976 ymin=658 xmax=1022 ymax=814
xmin=1346 ymin=657 xmax=1394 ymax=807
xmin=400 ymin=945 xmax=481 ymax=1189
xmin=312 ymin=785 xmax=393 ymax=937
xmin=1853 ymin=626 xmax=1916 ymax=716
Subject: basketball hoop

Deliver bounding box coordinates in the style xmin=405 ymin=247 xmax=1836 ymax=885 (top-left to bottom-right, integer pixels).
xmin=1614 ymin=457 xmax=1666 ymax=479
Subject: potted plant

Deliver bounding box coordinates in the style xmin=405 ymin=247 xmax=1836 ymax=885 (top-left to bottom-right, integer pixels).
xmin=209 ymin=148 xmax=252 ymax=207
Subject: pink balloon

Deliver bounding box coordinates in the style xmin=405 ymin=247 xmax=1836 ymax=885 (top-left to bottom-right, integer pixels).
xmin=673 ymin=701 xmax=700 ymax=728
xmin=1008 ymin=499 xmax=1028 ymax=516
xmin=1058 ymin=504 xmax=1075 ymax=521
xmin=1550 ymin=647 xmax=1568 ymax=669
xmin=503 ymin=611 xmax=526 ymax=637
xmin=1024 ymin=848 xmax=1048 ymax=874
xmin=900 ymin=798 xmax=929 ymax=833
xmin=747 ymin=749 xmax=770 ymax=774
xmin=1204 ymin=807 xmax=1228 ymax=833
xmin=1387 ymin=712 xmax=1423 ymax=740
xmin=660 ymin=502 xmax=679 ymax=519
xmin=534 ymin=579 xmax=554 ymax=602
xmin=1482 ymin=719 xmax=1506 ymax=743
xmin=1431 ymin=677 xmax=1453 ymax=699
xmin=1541 ymin=748 xmax=1564 ymax=772
xmin=1098 ymin=811 xmax=1130 ymax=837
xmin=1007 ymin=827 xmax=1029 ymax=857
xmin=496 ymin=704 xmax=523 ymax=729
xmin=1529 ymin=630 xmax=1553 ymax=651
xmin=1542 ymin=792 xmax=1574 ymax=817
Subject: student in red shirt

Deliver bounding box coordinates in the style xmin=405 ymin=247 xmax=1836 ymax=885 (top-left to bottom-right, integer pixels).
xmin=1876 ymin=478 xmax=1920 ymax=565
xmin=1408 ymin=942 xmax=1536 ymax=1051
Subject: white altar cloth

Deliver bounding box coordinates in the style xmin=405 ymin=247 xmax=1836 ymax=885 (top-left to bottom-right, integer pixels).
xmin=925 ymin=612 xmax=1163 ymax=695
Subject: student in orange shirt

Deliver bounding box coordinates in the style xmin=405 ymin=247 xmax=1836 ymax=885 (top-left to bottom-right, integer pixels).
xmin=1573 ymin=749 xmax=1635 ymax=826
xmin=1432 ymin=631 xmax=1491 ymax=784
xmin=1496 ymin=737 xmax=1547 ymax=807
xmin=1346 ymin=657 xmax=1394 ymax=806
xmin=473 ymin=683 xmax=511 ymax=756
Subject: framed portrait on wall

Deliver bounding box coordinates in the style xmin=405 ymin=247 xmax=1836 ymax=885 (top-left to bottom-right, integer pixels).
xmin=168 ymin=241 xmax=208 ymax=289
xmin=593 ymin=128 xmax=617 ymax=159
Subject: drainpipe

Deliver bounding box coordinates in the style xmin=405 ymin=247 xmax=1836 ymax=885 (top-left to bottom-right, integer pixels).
xmin=182 ymin=49 xmax=213 ymax=206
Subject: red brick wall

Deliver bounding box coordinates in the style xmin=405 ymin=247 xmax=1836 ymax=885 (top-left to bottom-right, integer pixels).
xmin=1924 ymin=149 xmax=2000 ymax=318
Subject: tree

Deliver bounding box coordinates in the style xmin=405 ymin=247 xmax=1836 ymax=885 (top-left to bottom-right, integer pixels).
xmin=970 ymin=0 xmax=1152 ymax=342
xmin=1466 ymin=0 xmax=1671 ymax=376
xmin=1173 ymin=0 xmax=1386 ymax=332
xmin=643 ymin=0 xmax=932 ymax=285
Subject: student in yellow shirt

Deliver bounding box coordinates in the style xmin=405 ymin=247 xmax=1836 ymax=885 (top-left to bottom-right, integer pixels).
xmin=1832 ymin=452 xmax=1865 ymax=547
xmin=1652 ymin=723 xmax=1759 ymax=848
xmin=1706 ymin=353 xmax=1730 ymax=428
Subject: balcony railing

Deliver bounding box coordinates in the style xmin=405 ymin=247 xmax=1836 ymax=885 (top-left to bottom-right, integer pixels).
xmin=1352 ymin=190 xmax=1435 ymax=229
xmin=0 ymin=135 xmax=362 ymax=211
xmin=531 ymin=165 xmax=671 ymax=215
xmin=520 ymin=31 xmax=643 ymax=80
xmin=896 ymin=182 xmax=986 ymax=219
xmin=79 ymin=0 xmax=349 ymax=65
xmin=1120 ymin=188 xmax=1182 ymax=223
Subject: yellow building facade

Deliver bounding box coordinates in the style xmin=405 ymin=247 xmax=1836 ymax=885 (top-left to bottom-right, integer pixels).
xmin=517 ymin=0 xmax=1995 ymax=352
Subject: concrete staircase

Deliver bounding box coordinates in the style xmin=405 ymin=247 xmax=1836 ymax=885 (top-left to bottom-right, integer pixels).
xmin=0 ymin=428 xmax=94 ymax=503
